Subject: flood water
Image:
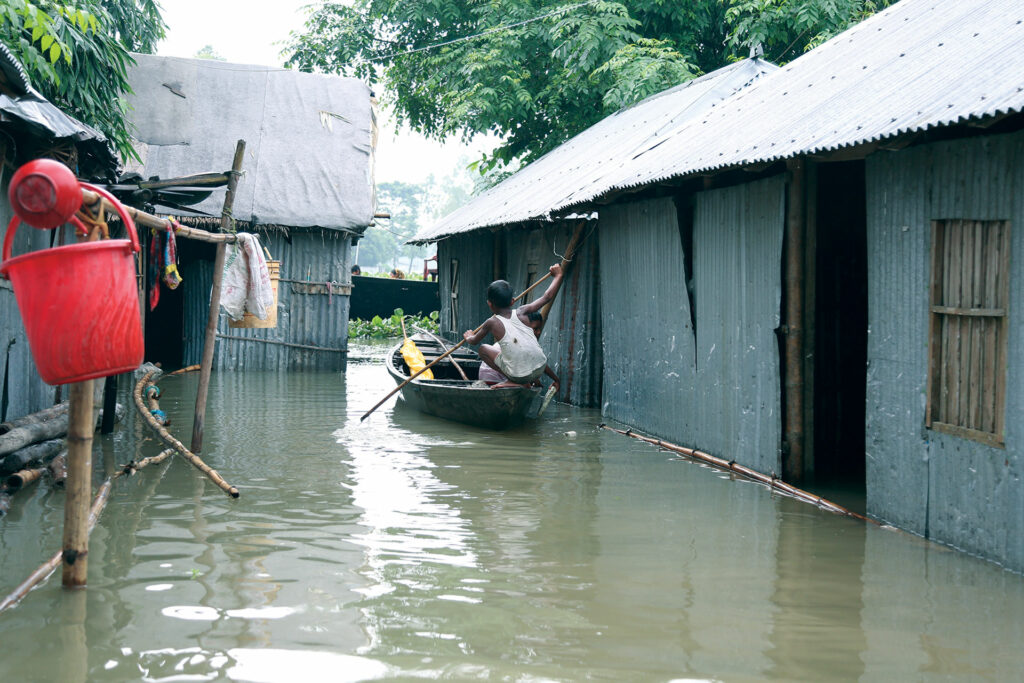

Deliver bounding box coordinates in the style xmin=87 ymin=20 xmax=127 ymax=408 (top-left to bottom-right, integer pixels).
xmin=1 ymin=341 xmax=1023 ymax=681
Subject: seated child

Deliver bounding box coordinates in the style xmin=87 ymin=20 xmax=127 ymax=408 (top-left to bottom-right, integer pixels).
xmin=478 ymin=311 xmax=560 ymax=393
xmin=464 ymin=264 xmax=563 ymax=387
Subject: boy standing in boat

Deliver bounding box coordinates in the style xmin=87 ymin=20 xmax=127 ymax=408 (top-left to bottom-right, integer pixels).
xmin=464 ymin=264 xmax=563 ymax=388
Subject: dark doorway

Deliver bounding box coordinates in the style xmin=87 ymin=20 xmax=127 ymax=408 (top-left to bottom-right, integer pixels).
xmin=143 ymin=237 xmax=213 ymax=370
xmin=813 ymin=160 xmax=867 ymax=491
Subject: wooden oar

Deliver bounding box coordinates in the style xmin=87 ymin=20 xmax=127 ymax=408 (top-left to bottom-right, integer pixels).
xmin=413 ymin=325 xmax=469 ymax=381
xmin=361 ymin=273 xmax=554 ymax=421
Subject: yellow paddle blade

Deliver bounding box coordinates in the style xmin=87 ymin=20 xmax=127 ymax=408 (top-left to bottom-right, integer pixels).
xmin=401 ymin=338 xmax=434 ymax=380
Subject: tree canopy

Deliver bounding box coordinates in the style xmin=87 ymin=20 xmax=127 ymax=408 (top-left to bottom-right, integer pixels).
xmin=0 ymin=0 xmax=167 ymax=163
xmin=287 ymin=0 xmax=893 ymax=172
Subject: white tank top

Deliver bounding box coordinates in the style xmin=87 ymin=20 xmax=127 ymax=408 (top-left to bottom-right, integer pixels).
xmin=494 ymin=309 xmax=547 ymax=380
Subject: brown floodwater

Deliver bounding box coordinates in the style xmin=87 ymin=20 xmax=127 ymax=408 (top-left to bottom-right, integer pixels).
xmin=0 ymin=341 xmax=1022 ymax=682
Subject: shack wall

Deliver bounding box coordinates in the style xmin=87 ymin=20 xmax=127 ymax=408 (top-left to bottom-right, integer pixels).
xmin=437 ymin=232 xmax=494 ymax=339
xmin=183 ymin=229 xmax=352 ymax=372
xmin=599 ymin=177 xmax=783 ymax=474
xmin=865 ymin=129 xmax=1024 ymax=572
xmin=503 ymin=223 xmax=602 ymax=407
xmin=0 ymin=194 xmax=53 ymax=420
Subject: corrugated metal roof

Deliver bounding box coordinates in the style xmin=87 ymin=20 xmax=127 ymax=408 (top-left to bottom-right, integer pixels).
xmin=420 ymin=0 xmax=1024 ymax=241
xmin=126 ymin=54 xmax=375 ymax=232
xmin=414 ymin=59 xmax=778 ymax=243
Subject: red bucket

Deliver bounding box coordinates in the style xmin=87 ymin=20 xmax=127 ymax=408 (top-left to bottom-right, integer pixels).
xmin=0 ymin=183 xmax=143 ymax=385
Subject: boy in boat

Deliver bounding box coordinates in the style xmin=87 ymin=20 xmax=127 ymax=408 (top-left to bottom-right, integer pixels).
xmin=478 ymin=311 xmax=560 ymax=392
xmin=464 ymin=264 xmax=563 ymax=389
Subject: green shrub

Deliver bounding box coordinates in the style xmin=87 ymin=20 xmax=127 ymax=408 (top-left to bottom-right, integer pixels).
xmin=348 ymin=309 xmax=439 ymax=339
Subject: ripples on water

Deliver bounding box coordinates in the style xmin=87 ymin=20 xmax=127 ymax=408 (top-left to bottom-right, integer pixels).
xmin=0 ymin=340 xmax=1022 ymax=681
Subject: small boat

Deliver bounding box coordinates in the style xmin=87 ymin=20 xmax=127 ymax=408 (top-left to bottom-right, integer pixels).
xmin=385 ymin=335 xmax=540 ymax=430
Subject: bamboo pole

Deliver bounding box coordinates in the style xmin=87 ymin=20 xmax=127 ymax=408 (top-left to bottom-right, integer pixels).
xmin=361 ymin=271 xmax=557 ymax=421
xmin=134 ymin=371 xmax=239 ymax=498
xmin=61 ymin=380 xmax=93 ymax=587
xmin=191 ymin=140 xmax=246 ymax=454
xmin=598 ymin=424 xmax=877 ymax=524
xmin=413 ymin=325 xmax=469 ymax=381
xmin=0 ymin=477 xmax=112 ymax=613
xmin=120 ymin=448 xmax=174 ymax=477
xmin=100 ymin=375 xmax=118 ymax=434
xmin=6 ymin=466 xmax=45 ymax=491
xmin=538 ymin=221 xmax=586 ymax=330
xmin=784 ymin=158 xmax=806 ymax=482
xmin=80 ymin=190 xmax=238 ymax=244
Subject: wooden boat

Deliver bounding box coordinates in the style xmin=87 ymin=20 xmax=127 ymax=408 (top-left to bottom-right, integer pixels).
xmin=385 ymin=335 xmax=540 ymax=430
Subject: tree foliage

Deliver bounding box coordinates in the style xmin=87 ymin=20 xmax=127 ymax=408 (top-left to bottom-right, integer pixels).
xmin=287 ymin=0 xmax=894 ymax=171
xmin=0 ymin=1 xmax=167 ymax=163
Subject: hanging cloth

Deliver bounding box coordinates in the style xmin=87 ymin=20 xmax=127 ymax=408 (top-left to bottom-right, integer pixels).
xmin=220 ymin=233 xmax=274 ymax=321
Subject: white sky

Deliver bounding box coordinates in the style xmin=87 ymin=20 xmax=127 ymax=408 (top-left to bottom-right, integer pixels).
xmin=155 ymin=0 xmax=492 ymax=186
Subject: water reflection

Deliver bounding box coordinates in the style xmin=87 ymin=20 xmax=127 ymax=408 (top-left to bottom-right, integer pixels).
xmin=0 ymin=348 xmax=1022 ymax=680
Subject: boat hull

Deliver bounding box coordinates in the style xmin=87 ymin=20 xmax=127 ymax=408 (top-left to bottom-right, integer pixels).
xmin=386 ymin=340 xmax=540 ymax=430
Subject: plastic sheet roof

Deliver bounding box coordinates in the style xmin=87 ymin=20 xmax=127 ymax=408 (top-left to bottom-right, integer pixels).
xmin=419 ymin=0 xmax=1024 ymax=242
xmin=126 ymin=54 xmax=375 ymax=232
xmin=415 ymin=58 xmax=777 ymax=243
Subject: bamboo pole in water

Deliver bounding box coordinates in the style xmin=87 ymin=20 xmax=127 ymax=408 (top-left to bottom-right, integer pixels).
xmin=191 ymin=139 xmax=246 ymax=454
xmin=598 ymin=424 xmax=878 ymax=525
xmin=5 ymin=466 xmax=45 ymax=491
xmin=120 ymin=448 xmax=174 ymax=477
xmin=61 ymin=379 xmax=93 ymax=587
xmin=134 ymin=371 xmax=239 ymax=498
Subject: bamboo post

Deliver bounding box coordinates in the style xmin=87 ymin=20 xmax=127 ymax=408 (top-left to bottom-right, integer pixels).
xmin=61 ymin=379 xmax=93 ymax=587
xmin=361 ymin=271 xmax=555 ymax=421
xmin=191 ymin=140 xmax=246 ymax=454
xmin=783 ymin=158 xmax=806 ymax=482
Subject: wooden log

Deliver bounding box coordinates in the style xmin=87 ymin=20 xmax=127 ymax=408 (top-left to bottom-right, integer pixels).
xmin=0 ymin=402 xmax=68 ymax=436
xmin=0 ymin=413 xmax=69 ymax=457
xmin=0 ymin=477 xmax=112 ymax=613
xmin=62 ymin=379 xmax=94 ymax=587
xmin=6 ymin=466 xmax=45 ymax=491
xmin=134 ymin=371 xmax=239 ymax=498
xmin=0 ymin=438 xmax=64 ymax=477
xmin=192 ymin=139 xmax=246 ymax=454
xmin=120 ymin=448 xmax=174 ymax=477
xmin=48 ymin=450 xmax=68 ymax=488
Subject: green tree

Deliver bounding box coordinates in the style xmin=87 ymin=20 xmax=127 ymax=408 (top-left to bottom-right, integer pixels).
xmin=194 ymin=43 xmax=225 ymax=61
xmin=287 ymin=0 xmax=893 ymax=171
xmin=0 ymin=1 xmax=167 ymax=163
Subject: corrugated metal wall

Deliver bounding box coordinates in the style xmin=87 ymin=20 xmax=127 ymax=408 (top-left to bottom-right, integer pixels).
xmin=0 ymin=191 xmax=54 ymax=420
xmin=183 ymin=229 xmax=352 ymax=372
xmin=503 ymin=223 xmax=602 ymax=407
xmin=600 ymin=177 xmax=784 ymax=474
xmin=694 ymin=176 xmax=784 ymax=474
xmin=865 ymin=129 xmax=1024 ymax=573
xmin=437 ymin=232 xmax=494 ymax=338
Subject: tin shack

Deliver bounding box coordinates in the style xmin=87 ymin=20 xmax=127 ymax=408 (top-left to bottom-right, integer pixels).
xmin=126 ymin=55 xmax=376 ymax=372
xmin=416 ymin=0 xmax=1024 ymax=573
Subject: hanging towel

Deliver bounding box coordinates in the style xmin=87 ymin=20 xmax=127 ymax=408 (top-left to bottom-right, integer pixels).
xmin=220 ymin=233 xmax=274 ymax=321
